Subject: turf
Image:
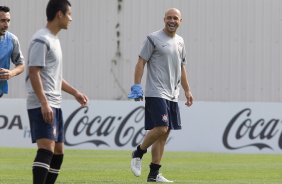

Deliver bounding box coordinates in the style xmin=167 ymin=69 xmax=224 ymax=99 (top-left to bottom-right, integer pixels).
xmin=0 ymin=147 xmax=282 ymax=183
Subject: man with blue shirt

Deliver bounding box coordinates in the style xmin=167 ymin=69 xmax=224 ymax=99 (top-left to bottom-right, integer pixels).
xmin=0 ymin=6 xmax=24 ymax=97
xmin=128 ymin=8 xmax=193 ymax=182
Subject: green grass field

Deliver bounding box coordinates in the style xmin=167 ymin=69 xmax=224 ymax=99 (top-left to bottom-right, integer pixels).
xmin=0 ymin=147 xmax=282 ymax=184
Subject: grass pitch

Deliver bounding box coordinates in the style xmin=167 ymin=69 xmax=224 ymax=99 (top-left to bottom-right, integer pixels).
xmin=0 ymin=147 xmax=282 ymax=184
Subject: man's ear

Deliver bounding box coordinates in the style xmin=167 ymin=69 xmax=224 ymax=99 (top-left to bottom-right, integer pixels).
xmin=57 ymin=11 xmax=63 ymax=19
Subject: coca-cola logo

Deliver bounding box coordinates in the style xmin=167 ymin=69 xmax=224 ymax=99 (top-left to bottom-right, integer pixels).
xmin=223 ymin=108 xmax=282 ymax=150
xmin=64 ymin=106 xmax=146 ymax=148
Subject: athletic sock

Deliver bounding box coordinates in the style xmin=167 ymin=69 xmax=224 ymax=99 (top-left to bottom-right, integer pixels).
xmin=45 ymin=154 xmax=64 ymax=184
xmin=133 ymin=145 xmax=147 ymax=158
xmin=32 ymin=149 xmax=53 ymax=184
xmin=147 ymin=163 xmax=161 ymax=180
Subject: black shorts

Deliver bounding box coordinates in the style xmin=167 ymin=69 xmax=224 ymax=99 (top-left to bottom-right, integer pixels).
xmin=145 ymin=97 xmax=181 ymax=130
xmin=28 ymin=107 xmax=64 ymax=143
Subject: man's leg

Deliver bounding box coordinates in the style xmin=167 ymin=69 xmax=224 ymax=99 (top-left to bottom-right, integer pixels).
xmin=45 ymin=108 xmax=65 ymax=184
xmin=45 ymin=143 xmax=64 ymax=184
xmin=140 ymin=126 xmax=169 ymax=151
xmin=151 ymin=129 xmax=170 ymax=164
xmin=131 ymin=126 xmax=169 ymax=177
xmin=147 ymin=130 xmax=170 ymax=182
xmin=32 ymin=139 xmax=55 ymax=184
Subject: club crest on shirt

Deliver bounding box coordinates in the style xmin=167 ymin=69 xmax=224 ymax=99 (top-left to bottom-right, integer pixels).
xmin=161 ymin=114 xmax=169 ymax=123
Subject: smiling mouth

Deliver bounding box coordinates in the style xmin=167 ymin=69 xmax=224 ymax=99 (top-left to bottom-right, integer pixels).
xmin=167 ymin=23 xmax=176 ymax=29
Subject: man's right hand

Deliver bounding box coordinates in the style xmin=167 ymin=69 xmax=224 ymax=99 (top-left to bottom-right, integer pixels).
xmin=128 ymin=84 xmax=144 ymax=101
xmin=41 ymin=102 xmax=54 ymax=124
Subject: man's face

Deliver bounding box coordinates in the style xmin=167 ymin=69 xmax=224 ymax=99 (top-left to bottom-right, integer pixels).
xmin=163 ymin=9 xmax=182 ymax=34
xmin=0 ymin=11 xmax=10 ymax=36
xmin=59 ymin=6 xmax=72 ymax=30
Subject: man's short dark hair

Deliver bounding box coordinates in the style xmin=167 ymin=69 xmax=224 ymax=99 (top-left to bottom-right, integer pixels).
xmin=0 ymin=6 xmax=10 ymax=13
xmin=46 ymin=0 xmax=71 ymax=21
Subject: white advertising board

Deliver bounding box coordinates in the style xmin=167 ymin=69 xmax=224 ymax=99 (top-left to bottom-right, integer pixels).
xmin=0 ymin=99 xmax=282 ymax=154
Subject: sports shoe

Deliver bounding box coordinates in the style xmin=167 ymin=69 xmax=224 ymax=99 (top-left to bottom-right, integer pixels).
xmin=131 ymin=152 xmax=142 ymax=176
xmin=147 ymin=173 xmax=174 ymax=183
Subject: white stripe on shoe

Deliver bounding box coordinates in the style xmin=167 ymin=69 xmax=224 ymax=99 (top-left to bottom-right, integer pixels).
xmin=156 ymin=174 xmax=174 ymax=183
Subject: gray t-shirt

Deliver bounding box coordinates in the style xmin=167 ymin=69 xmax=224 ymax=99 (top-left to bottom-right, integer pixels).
xmin=26 ymin=28 xmax=63 ymax=109
xmin=10 ymin=33 xmax=25 ymax=66
xmin=139 ymin=30 xmax=187 ymax=102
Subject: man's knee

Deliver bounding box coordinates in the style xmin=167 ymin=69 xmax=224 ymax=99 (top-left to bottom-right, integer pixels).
xmin=155 ymin=126 xmax=169 ymax=135
xmin=54 ymin=143 xmax=64 ymax=154
xmin=36 ymin=138 xmax=55 ymax=152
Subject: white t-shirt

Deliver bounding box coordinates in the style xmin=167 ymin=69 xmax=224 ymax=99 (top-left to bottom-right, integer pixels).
xmin=139 ymin=30 xmax=187 ymax=102
xmin=26 ymin=27 xmax=63 ymax=109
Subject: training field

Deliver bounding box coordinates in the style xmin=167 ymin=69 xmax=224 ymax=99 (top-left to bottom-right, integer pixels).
xmin=0 ymin=148 xmax=281 ymax=184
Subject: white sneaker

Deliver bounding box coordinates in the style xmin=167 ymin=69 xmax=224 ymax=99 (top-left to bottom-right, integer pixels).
xmin=148 ymin=173 xmax=174 ymax=183
xmin=131 ymin=157 xmax=142 ymax=176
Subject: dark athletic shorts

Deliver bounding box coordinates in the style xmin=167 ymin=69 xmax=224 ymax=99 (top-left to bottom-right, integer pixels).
xmin=145 ymin=97 xmax=181 ymax=130
xmin=28 ymin=107 xmax=64 ymax=143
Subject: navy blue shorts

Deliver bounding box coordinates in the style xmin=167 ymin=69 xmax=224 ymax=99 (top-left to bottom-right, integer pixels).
xmin=145 ymin=97 xmax=181 ymax=130
xmin=28 ymin=107 xmax=64 ymax=143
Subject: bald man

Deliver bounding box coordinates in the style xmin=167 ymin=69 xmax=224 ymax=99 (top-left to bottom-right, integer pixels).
xmin=128 ymin=8 xmax=193 ymax=182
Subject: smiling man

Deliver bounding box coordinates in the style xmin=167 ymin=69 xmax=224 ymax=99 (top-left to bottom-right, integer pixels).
xmin=128 ymin=8 xmax=193 ymax=182
xmin=0 ymin=6 xmax=24 ymax=98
